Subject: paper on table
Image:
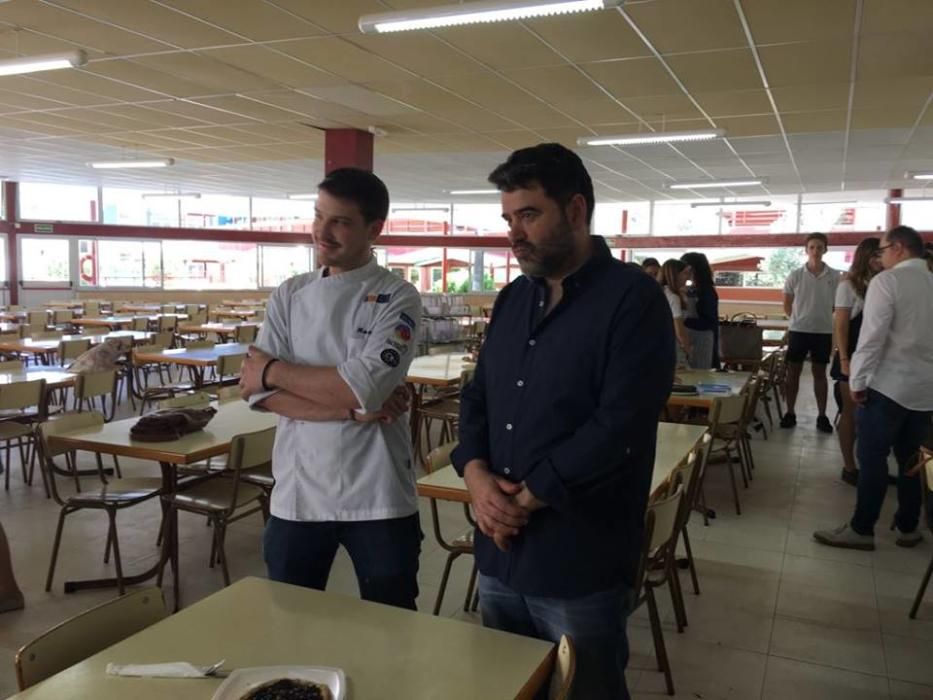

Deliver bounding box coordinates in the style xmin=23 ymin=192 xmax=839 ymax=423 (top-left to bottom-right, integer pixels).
xmin=106 ymin=662 xmax=209 ymax=678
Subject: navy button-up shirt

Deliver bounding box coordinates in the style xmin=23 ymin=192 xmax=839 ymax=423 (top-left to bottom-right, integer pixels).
xmin=452 ymin=237 xmax=675 ymax=597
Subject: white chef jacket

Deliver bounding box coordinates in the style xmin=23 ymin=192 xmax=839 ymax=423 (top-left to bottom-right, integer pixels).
xmin=850 ymin=257 xmax=933 ymax=411
xmin=249 ymin=258 xmax=423 ymax=521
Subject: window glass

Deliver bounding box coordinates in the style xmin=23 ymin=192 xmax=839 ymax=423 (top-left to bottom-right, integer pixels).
xmin=162 ymin=240 xmax=257 ymax=289
xmin=252 ymin=197 xmax=314 ymax=232
xmin=101 ymin=188 xmax=180 ymax=227
xmin=179 ymin=195 xmax=250 ymax=229
xmin=260 ymin=245 xmax=312 ymax=287
xmin=20 ymin=183 xmax=97 ymax=222
xmin=21 ymin=237 xmax=70 ymax=282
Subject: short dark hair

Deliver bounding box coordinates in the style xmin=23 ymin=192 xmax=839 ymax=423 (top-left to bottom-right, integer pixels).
xmin=641 ymin=257 xmax=660 ymax=269
xmin=805 ymin=232 xmax=829 ymax=248
xmin=886 ymin=225 xmax=924 ymax=256
xmin=317 ymin=168 xmax=389 ymax=223
xmin=488 ymin=143 xmax=595 ymax=226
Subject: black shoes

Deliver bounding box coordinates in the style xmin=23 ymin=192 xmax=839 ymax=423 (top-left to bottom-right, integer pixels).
xmin=780 ymin=412 xmax=796 ymax=428
xmin=841 ymin=468 xmax=858 ymax=486
xmin=816 ymin=415 xmax=834 ymax=434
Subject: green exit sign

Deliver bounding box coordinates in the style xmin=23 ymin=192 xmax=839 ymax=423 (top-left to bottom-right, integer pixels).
xmin=33 ymin=223 xmax=54 ymax=233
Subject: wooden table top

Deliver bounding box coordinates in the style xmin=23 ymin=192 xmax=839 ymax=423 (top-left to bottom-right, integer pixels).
xmin=10 ymin=577 xmax=553 ymax=700
xmin=213 ymin=309 xmax=258 ymax=319
xmin=177 ymin=322 xmax=260 ymax=336
xmin=0 ymin=367 xmax=76 ymax=389
xmin=668 ymin=369 xmax=752 ymax=408
xmin=133 ymin=342 xmax=248 ymax=368
xmin=418 ymin=422 xmax=708 ymax=503
xmin=72 ymin=316 xmax=136 ymax=328
xmin=49 ymin=397 xmax=274 ymax=464
xmin=407 ymin=352 xmax=475 ymax=387
xmin=0 ymin=331 xmax=154 ymax=354
xmin=222 ymin=299 xmax=266 ymax=307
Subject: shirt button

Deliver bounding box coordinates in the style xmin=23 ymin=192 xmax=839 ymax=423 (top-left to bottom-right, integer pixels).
xmin=506 ymin=423 xmax=513 ymax=430
xmin=528 ymin=339 xmax=536 ymax=346
xmin=538 ymin=301 xmax=544 ymax=307
xmin=504 ymin=467 xmax=511 ymax=475
xmin=516 ymin=380 xmax=524 ymax=387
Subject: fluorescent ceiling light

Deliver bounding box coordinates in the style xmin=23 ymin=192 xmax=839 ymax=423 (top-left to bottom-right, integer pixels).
xmin=141 ymin=192 xmax=200 ymax=199
xmin=905 ymin=171 xmax=933 ymax=180
xmin=287 ymin=193 xmax=318 ymax=200
xmin=690 ymin=200 xmax=771 ymax=208
xmin=578 ymin=129 xmax=725 ymax=147
xmin=0 ymin=50 xmax=86 ymax=77
xmin=885 ymin=196 xmax=933 ymax=204
xmin=359 ymin=0 xmax=622 ymax=34
xmin=87 ymin=158 xmax=174 ymax=170
xmin=668 ymin=178 xmax=765 ymax=190
xmin=448 ymin=189 xmax=499 ymax=195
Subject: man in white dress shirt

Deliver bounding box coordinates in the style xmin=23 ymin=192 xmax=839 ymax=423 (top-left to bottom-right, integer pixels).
xmin=239 ymin=168 xmax=424 ymax=609
xmin=814 ymin=226 xmax=933 ymax=550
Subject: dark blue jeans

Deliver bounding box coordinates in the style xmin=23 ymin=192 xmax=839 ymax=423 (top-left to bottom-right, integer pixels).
xmin=851 ymin=389 xmax=931 ymax=536
xmin=263 ymin=513 xmax=422 ymax=610
xmin=479 ymin=573 xmax=634 ymax=700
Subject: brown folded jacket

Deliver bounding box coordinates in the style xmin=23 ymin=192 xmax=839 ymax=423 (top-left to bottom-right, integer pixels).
xmin=130 ymin=407 xmax=218 ymax=442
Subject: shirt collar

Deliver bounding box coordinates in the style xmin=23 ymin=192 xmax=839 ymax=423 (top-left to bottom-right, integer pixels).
xmin=892 ymin=257 xmax=927 ymax=271
xmin=319 ymin=256 xmax=379 ymax=284
xmin=530 ymin=236 xmax=613 ymax=291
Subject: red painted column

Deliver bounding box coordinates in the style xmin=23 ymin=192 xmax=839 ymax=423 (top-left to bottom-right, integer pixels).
xmin=3 ymin=181 xmax=18 ymax=305
xmin=886 ymin=188 xmax=902 ymax=230
xmin=324 ymin=129 xmax=374 ymax=173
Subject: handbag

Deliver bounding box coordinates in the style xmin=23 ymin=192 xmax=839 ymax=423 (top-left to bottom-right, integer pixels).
xmin=718 ymin=320 xmax=762 ymax=362
xmin=130 ymin=407 xmax=218 ymax=442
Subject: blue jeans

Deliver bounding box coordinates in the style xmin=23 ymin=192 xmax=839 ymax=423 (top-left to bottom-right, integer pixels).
xmin=479 ymin=573 xmax=634 ymax=700
xmin=851 ymin=390 xmax=931 ymax=536
xmin=263 ymin=514 xmax=422 ymax=610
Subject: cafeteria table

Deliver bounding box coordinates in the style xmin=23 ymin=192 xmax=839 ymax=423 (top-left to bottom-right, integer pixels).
xmin=9 ymin=577 xmax=554 ymax=700
xmin=667 ymin=369 xmax=752 ymax=409
xmin=131 ymin=342 xmax=248 ymax=387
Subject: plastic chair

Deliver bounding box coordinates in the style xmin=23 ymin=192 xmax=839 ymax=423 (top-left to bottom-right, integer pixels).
xmin=73 ymin=369 xmax=119 ymax=422
xmin=234 ymin=324 xmax=257 ymax=343
xmin=38 ymin=412 xmax=162 ymax=595
xmin=14 ymin=586 xmax=167 ymax=690
xmin=0 ymin=378 xmax=46 ymax=491
xmin=158 ymin=426 xmax=273 ymax=606
xmin=548 ymin=635 xmax=577 ymax=700
xmin=704 ymin=394 xmax=750 ymax=516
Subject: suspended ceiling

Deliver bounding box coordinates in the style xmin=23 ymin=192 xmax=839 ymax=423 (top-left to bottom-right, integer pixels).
xmin=0 ymin=0 xmax=931 ymax=202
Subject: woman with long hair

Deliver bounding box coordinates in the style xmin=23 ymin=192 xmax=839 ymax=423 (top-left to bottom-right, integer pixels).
xmin=831 ymin=237 xmax=882 ymax=485
xmin=659 ymin=259 xmax=692 ymax=367
xmin=680 ymin=252 xmax=720 ymax=369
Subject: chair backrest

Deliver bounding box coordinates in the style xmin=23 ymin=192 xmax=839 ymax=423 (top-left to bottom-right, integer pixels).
xmin=0 ymin=379 xmax=45 ymax=411
xmin=158 ymin=316 xmax=177 ymax=331
xmin=253 ymin=309 xmax=266 ymax=322
xmin=184 ymin=340 xmax=213 ymax=350
xmin=14 ymin=587 xmax=167 ymax=690
xmin=52 ymin=309 xmax=73 ymax=324
xmin=32 ymin=330 xmax=64 ymax=340
xmin=647 ymin=484 xmax=683 ymax=552
xmin=82 ymin=301 xmax=100 ymax=316
xmin=235 ymin=325 xmax=257 ymax=343
xmin=39 ymin=411 xmax=105 ymax=460
xmin=159 ymin=391 xmax=211 ymax=409
xmin=185 ymin=304 xmax=200 ymax=316
xmin=548 ymin=635 xmax=577 ymax=700
xmin=132 ymin=343 xmax=165 ymax=365
xmin=188 ymin=311 xmax=207 ymax=325
xmin=75 ymin=370 xmax=117 ymax=400
xmin=130 ymin=317 xmax=148 ymax=331
xmin=161 ymin=304 xmax=175 ymax=314
xmin=217 ymin=353 xmax=245 ymax=377
xmin=224 ymin=426 xmax=276 ymax=512
xmin=424 ymin=441 xmax=458 ymax=474
xmin=0 ymin=359 xmax=24 ymax=371
xmin=27 ymin=310 xmax=48 ymax=326
xmin=58 ymin=338 xmax=92 ymax=362
xmin=709 ymin=394 xmax=745 ymax=427
xmin=153 ymin=331 xmax=174 ymax=348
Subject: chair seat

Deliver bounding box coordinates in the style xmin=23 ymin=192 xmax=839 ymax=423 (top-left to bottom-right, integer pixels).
xmin=0 ymin=421 xmax=33 ymax=439
xmin=169 ymin=479 xmax=265 ymax=512
xmin=420 ymin=398 xmax=461 ymax=420
xmin=240 ymin=464 xmax=274 ymax=488
xmin=451 ymin=529 xmax=474 ymax=550
xmin=67 ymin=478 xmax=162 ymax=506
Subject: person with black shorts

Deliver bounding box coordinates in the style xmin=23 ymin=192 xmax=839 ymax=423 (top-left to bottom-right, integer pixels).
xmin=782 ymin=233 xmax=841 ymax=433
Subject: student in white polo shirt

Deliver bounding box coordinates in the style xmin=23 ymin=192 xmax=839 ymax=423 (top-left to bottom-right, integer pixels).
xmin=814 ymin=226 xmax=933 ymax=550
xmin=781 ymin=232 xmax=841 ymax=433
xmin=238 ymin=168 xmax=423 ymax=610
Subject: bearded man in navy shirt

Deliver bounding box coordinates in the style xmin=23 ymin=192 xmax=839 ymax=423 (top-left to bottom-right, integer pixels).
xmin=452 ymin=143 xmax=674 ymax=699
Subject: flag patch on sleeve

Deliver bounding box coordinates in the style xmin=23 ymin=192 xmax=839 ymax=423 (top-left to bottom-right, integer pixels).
xmin=394 ymin=324 xmax=412 ymax=342
xmin=399 ymin=311 xmax=416 ymax=329
xmin=365 ymin=293 xmax=392 ymax=303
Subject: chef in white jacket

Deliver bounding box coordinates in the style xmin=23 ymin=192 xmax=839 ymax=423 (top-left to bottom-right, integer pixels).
xmin=240 ymin=168 xmax=423 ymax=610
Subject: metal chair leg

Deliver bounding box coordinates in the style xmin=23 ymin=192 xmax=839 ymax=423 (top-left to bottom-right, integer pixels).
xmin=909 ymin=553 xmax=933 ymax=619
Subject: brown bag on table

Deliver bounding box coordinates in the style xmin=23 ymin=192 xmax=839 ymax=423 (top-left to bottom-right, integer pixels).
xmin=130 ymin=407 xmax=217 ymax=442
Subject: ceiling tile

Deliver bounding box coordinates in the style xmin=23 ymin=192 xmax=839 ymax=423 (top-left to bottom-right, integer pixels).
xmin=625 ymin=0 xmax=748 ymax=53
xmin=856 ymin=33 xmax=933 ymax=80
xmin=861 ymin=0 xmax=933 ymax=34
xmin=759 ymin=41 xmax=853 ymax=87
xmin=771 ymin=83 xmax=850 ymax=113
xmin=619 ymin=93 xmax=705 ymax=122
xmin=85 ymin=61 xmax=219 ymax=98
xmin=434 ymin=23 xmax=561 ymax=71
xmin=202 ymin=46 xmax=345 ymax=90
xmin=693 ymin=89 xmax=772 ymax=118
xmin=158 ymin=0 xmax=326 ymax=41
xmin=853 ymin=77 xmax=933 ymax=112
xmin=665 ymin=49 xmax=763 ymax=93
xmin=851 ymin=109 xmax=921 ymax=129
xmin=741 ymin=0 xmax=856 ymax=44
xmin=781 ymin=111 xmax=848 ymax=133
xmin=349 ymin=34 xmax=485 ymax=79
xmin=503 ymin=65 xmax=615 ymax=105
xmin=581 ymin=58 xmax=682 ymax=98
xmin=522 ymin=9 xmax=651 ymax=63
xmin=276 ymin=38 xmax=415 ymax=84
xmin=713 ymin=114 xmax=782 ymax=137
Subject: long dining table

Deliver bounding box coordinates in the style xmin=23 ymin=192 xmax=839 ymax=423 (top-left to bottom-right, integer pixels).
xmin=667 ymin=369 xmax=752 ymax=409
xmin=132 ymin=342 xmax=248 ymax=387
xmin=9 ymin=576 xmax=555 ymax=700
xmin=47 ymin=399 xmax=277 ymax=599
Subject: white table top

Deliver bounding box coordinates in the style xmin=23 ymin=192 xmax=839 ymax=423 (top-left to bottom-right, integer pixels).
xmin=418 ymin=421 xmax=708 ymax=500
xmin=11 ymin=577 xmax=554 ymax=700
xmin=407 ymin=352 xmax=475 ymax=386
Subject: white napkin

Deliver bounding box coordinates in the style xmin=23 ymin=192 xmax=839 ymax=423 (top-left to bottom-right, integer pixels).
xmin=105 ymin=662 xmax=210 ymax=678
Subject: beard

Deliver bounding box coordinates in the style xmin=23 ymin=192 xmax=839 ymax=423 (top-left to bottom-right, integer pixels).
xmin=513 ymin=214 xmax=576 ymax=278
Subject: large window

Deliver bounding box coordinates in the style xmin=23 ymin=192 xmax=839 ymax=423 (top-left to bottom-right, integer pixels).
xmin=20 ymin=183 xmax=98 ymax=222
xmin=260 ymin=244 xmax=312 ymax=287
xmin=180 ymin=195 xmax=250 ymax=230
xmin=798 ymin=192 xmax=886 ymax=233
xmin=78 ymin=239 xmax=161 ymax=288
xmin=252 ymin=198 xmax=314 ymax=232
xmin=162 ymin=240 xmax=257 ymax=290
xmin=899 ymin=196 xmax=933 ymax=229
xmin=101 ymin=188 xmax=181 ymax=227
xmin=21 ymin=237 xmax=70 ymax=283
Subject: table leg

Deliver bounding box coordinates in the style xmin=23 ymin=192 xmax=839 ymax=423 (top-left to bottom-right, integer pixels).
xmin=408 ymin=383 xmax=425 ymax=468
xmin=63 ymin=461 xmax=175 ymax=594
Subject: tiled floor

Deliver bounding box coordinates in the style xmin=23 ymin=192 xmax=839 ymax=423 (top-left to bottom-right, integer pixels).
xmin=1 ymin=376 xmax=932 ymax=699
